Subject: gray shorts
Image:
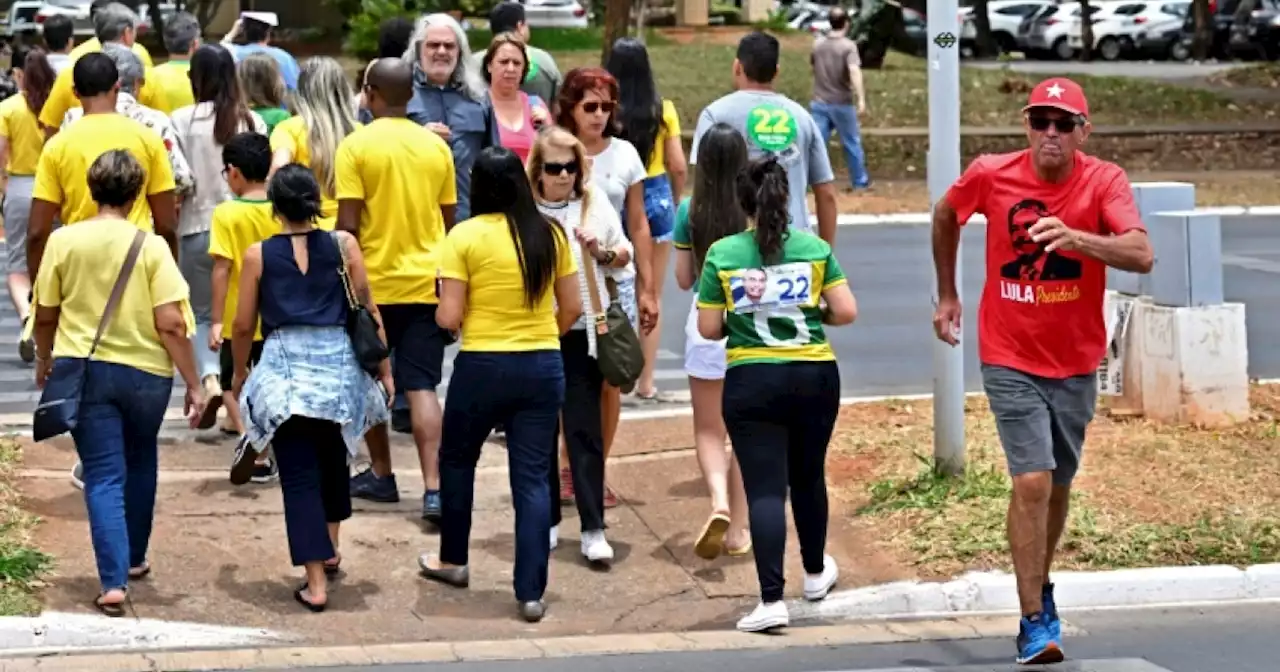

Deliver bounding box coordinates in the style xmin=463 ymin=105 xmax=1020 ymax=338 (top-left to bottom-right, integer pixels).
xmin=981 ymin=364 xmax=1098 ymax=486
xmin=179 ymin=230 xmax=213 ymax=322
xmin=2 ymin=175 xmax=34 ymax=273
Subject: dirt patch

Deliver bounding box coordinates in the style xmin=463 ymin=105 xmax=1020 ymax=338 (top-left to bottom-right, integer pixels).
xmin=803 ymin=170 xmax=1280 ymax=214
xmin=827 ymin=386 xmax=1280 ymax=579
xmin=0 ymin=438 xmax=50 ymax=615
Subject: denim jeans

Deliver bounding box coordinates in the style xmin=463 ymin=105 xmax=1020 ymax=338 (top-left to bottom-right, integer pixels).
xmin=810 ymin=101 xmax=871 ymax=189
xmin=438 ymin=350 xmax=565 ymax=602
xmin=67 ymin=359 xmax=173 ymax=592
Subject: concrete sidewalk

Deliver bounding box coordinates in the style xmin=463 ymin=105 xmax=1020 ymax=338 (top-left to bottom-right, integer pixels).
xmin=16 ymin=416 xmax=908 ymax=647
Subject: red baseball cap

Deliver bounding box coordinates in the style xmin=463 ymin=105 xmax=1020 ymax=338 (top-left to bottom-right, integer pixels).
xmin=1022 ymin=77 xmax=1089 ymax=118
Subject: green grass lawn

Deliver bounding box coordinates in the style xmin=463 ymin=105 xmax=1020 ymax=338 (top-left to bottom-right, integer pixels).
xmin=0 ymin=438 xmax=50 ymax=616
xmin=546 ymin=44 xmax=1277 ymax=130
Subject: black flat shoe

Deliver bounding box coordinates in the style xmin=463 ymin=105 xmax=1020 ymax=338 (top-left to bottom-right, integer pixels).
xmin=294 ymin=583 xmax=326 ymax=613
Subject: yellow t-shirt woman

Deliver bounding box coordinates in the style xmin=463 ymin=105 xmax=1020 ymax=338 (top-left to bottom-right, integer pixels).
xmin=270 ymin=116 xmax=357 ymax=231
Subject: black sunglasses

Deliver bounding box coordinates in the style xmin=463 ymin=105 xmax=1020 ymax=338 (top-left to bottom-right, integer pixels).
xmin=1028 ymin=115 xmax=1082 ymax=133
xmin=543 ymin=160 xmax=580 ymax=176
xmin=581 ymin=101 xmax=615 ymax=114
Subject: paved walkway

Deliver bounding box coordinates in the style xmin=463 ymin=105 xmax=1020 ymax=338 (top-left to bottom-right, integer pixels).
xmin=17 ymin=417 xmax=908 ymax=645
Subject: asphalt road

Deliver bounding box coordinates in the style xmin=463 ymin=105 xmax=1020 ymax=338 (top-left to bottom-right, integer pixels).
xmin=241 ymin=602 xmax=1280 ymax=672
xmin=966 ymin=60 xmax=1244 ymax=80
xmin=1 ymin=214 xmax=1276 ymax=417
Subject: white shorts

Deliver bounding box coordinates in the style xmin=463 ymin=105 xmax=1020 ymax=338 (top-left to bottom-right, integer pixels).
xmin=684 ymin=298 xmax=726 ymax=381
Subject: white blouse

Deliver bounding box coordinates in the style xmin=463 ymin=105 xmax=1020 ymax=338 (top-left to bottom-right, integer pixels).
xmin=538 ymin=183 xmax=634 ymax=358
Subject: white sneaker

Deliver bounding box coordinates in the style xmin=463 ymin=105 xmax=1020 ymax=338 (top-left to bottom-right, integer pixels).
xmin=580 ymin=530 xmax=614 ymax=564
xmin=736 ymin=601 xmax=789 ymax=632
xmin=550 ymin=524 xmax=559 ymax=550
xmin=803 ymin=554 xmax=839 ymax=601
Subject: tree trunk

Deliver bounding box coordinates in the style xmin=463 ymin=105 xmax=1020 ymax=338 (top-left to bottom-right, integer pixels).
xmin=971 ymin=0 xmax=1000 ymax=58
xmin=1078 ymin=0 xmax=1094 ymax=60
xmin=1191 ymin=0 xmax=1211 ymax=59
xmin=601 ymin=0 xmax=631 ymax=65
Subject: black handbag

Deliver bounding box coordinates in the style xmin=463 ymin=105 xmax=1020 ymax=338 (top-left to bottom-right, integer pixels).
xmin=33 ymin=230 xmax=147 ymax=442
xmin=329 ymin=232 xmax=388 ymax=377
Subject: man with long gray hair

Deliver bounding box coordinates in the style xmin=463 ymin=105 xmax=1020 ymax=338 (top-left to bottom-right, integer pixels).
xmin=403 ymin=12 xmax=499 ymax=224
xmin=40 ymin=2 xmax=158 ymax=133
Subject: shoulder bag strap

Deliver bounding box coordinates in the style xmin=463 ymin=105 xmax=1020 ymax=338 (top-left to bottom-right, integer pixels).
xmin=89 ymin=229 xmax=147 ymax=357
xmin=328 ymin=231 xmax=359 ymax=311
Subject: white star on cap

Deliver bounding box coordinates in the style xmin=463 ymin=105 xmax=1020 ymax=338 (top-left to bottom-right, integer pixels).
xmin=1046 ymin=83 xmax=1065 ymax=99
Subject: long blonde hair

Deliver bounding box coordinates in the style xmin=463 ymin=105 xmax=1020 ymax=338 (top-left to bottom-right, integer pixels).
xmin=527 ymin=126 xmax=592 ymax=214
xmin=292 ymin=57 xmax=358 ymax=199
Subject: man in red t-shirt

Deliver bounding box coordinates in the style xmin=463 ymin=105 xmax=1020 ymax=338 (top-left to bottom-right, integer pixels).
xmin=930 ymin=78 xmax=1154 ymax=665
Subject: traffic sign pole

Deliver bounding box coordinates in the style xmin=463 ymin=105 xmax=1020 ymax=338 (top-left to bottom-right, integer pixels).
xmin=927 ymin=0 xmax=966 ymax=476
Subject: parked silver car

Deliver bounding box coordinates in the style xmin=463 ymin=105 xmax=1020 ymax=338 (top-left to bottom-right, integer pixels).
xmin=34 ymin=0 xmax=173 ymax=39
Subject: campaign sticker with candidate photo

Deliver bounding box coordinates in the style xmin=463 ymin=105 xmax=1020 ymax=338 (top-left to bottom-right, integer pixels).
xmin=727 ymin=262 xmax=815 ymax=314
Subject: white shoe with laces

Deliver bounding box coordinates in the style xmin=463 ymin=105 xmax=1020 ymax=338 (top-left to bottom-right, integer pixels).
xmin=803 ymin=554 xmax=839 ymax=601
xmin=580 ymin=530 xmax=614 ymax=564
xmin=736 ymin=601 xmax=789 ymax=632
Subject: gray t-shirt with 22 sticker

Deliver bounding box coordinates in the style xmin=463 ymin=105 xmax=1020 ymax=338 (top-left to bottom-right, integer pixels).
xmin=690 ymin=90 xmax=834 ymax=232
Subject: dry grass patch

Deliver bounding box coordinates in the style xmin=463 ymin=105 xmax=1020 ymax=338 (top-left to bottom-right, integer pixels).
xmin=828 ymin=386 xmax=1280 ymax=579
xmin=0 ymin=437 xmax=50 ymax=615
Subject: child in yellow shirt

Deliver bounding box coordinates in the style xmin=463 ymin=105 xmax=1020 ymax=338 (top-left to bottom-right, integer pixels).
xmin=208 ymin=132 xmax=281 ymax=482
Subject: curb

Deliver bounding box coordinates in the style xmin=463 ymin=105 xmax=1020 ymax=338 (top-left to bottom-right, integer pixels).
xmin=0 ymin=616 xmax=1062 ymax=671
xmin=824 ymin=205 xmax=1280 ymax=227
xmin=788 ymin=565 xmax=1280 ymax=622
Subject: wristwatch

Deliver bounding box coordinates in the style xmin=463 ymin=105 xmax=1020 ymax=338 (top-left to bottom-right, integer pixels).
xmin=599 ymin=249 xmax=617 ymax=265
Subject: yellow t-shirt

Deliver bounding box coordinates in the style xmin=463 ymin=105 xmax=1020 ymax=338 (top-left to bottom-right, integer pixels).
xmin=271 ymin=115 xmax=355 ymax=231
xmin=645 ymin=99 xmax=681 ymax=178
xmin=42 ymin=41 xmax=159 ymax=128
xmin=33 ymin=113 xmax=176 ymax=230
xmin=0 ymin=94 xmax=46 ymax=175
xmin=35 ymin=218 xmax=194 ymax=378
xmin=208 ymin=198 xmax=277 ymax=339
xmin=437 ymin=212 xmax=577 ymax=352
xmin=334 ymin=117 xmax=456 ymax=305
xmin=147 ymin=60 xmax=194 ymax=115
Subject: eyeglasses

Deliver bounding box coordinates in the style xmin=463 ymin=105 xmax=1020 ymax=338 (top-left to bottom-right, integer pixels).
xmin=543 ymin=160 xmax=580 ymax=176
xmin=424 ymin=41 xmax=458 ymax=52
xmin=1027 ymin=115 xmax=1081 ymax=133
xmin=580 ymin=101 xmax=615 ymax=114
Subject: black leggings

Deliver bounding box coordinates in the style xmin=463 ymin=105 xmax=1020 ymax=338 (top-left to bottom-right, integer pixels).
xmin=723 ymin=361 xmax=841 ymax=603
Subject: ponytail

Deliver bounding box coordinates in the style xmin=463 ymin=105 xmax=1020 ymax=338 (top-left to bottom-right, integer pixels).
xmin=737 ymin=157 xmax=790 ymax=264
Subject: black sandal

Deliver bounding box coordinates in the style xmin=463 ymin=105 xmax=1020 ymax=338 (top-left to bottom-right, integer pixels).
xmin=94 ymin=594 xmax=127 ymax=618
xmin=294 ymin=583 xmax=326 ymax=613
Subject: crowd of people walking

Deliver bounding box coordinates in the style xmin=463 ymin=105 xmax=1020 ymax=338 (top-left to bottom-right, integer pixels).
xmin=5 ymin=0 xmax=1152 ymax=665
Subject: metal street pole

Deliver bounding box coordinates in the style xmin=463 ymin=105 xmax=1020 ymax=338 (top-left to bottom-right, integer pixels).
xmin=927 ymin=0 xmax=965 ymax=475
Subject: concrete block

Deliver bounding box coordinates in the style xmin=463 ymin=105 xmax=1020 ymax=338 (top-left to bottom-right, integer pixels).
xmin=793 ymin=580 xmax=949 ymax=620
xmin=1244 ymin=564 xmax=1280 ymax=598
xmin=1052 ymin=565 xmax=1246 ymax=607
xmin=1109 ymin=182 xmax=1195 ymax=295
xmin=1148 ymin=210 xmax=1224 ymax=307
xmin=963 ymin=571 xmax=1020 ymax=611
xmin=1138 ymin=303 xmax=1250 ymax=427
xmin=1101 ymin=292 xmax=1153 ymax=412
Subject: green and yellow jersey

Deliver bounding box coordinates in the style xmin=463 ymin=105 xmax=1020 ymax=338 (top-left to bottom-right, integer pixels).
xmin=696 ymin=230 xmax=846 ymax=367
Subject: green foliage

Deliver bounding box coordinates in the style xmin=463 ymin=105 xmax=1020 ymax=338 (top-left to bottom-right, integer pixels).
xmin=343 ymin=0 xmax=420 ymax=59
xmin=750 ymin=8 xmax=797 ymax=32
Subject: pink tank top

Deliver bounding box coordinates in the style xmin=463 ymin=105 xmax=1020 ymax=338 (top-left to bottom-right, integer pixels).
xmin=497 ymin=92 xmax=538 ymax=164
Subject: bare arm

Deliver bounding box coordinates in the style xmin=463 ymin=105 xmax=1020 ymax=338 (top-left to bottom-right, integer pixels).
xmin=821 ymin=283 xmax=858 ymax=326
xmin=25 ymin=199 xmax=60 ymax=280
xmin=231 ymin=246 xmax=263 ymax=389
xmin=0 ymin=137 xmax=10 ymax=193
xmin=932 ymin=198 xmax=962 ymax=301
xmin=663 ymin=136 xmax=687 ymax=203
xmin=849 ymin=65 xmax=866 ymax=111
xmin=341 ymin=231 xmax=392 ymax=380
xmin=674 ymin=249 xmax=696 ymax=291
xmin=625 ymin=182 xmax=653 ymax=290
xmin=33 ymin=304 xmax=58 ymax=360
xmin=1074 ymin=229 xmax=1154 ymax=273
xmin=441 ymin=204 xmax=457 ymax=232
xmin=209 ymin=256 xmax=232 ymax=341
xmin=148 ymin=191 xmax=179 ymax=260
xmin=155 ymin=301 xmax=201 ymax=390
xmin=436 ymin=279 xmax=466 ymax=332
xmin=554 ymin=273 xmax=582 ymax=335
xmin=337 ymin=199 xmax=362 ymax=238
xmin=697 ymin=307 xmax=724 ymax=341
xmin=812 ymin=182 xmax=838 ymax=246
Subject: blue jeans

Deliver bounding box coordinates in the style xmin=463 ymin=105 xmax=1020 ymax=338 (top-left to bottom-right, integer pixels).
xmin=642 ymin=175 xmax=676 ymax=242
xmin=810 ymin=101 xmax=870 ymax=188
xmin=67 ymin=360 xmax=173 ymax=592
xmin=438 ymin=350 xmax=565 ymax=602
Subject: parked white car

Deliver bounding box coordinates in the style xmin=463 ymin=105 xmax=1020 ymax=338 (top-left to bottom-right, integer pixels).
xmin=1021 ymin=1 xmax=1135 ymax=59
xmin=1 ymin=1 xmax=44 ymax=43
xmin=1071 ymin=0 xmax=1190 ymax=59
xmin=521 ymin=0 xmax=589 ymax=28
xmin=960 ymin=0 xmax=1053 ymax=54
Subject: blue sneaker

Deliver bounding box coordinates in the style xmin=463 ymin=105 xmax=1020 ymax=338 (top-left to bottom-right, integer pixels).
xmin=1042 ymin=583 xmax=1063 ymax=646
xmin=350 ymin=468 xmax=400 ymax=503
xmin=1016 ymin=613 xmax=1064 ymax=665
xmin=422 ymin=490 xmax=442 ymax=524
